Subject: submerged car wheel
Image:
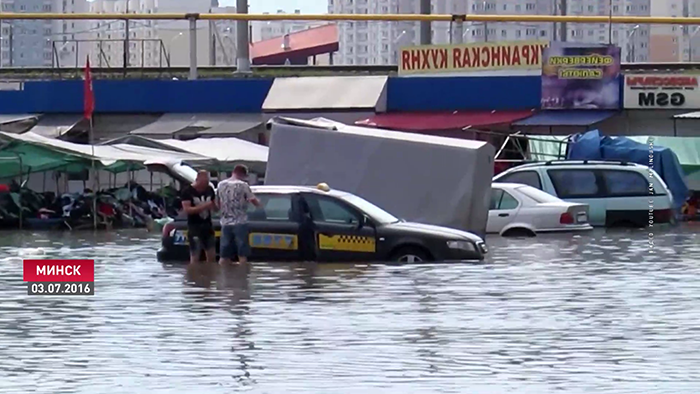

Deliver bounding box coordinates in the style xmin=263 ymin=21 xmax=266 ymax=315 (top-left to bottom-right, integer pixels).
xmin=390 ymin=246 xmax=430 ymax=263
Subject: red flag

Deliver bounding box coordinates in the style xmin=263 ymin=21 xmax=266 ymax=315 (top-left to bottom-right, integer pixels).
xmin=84 ymin=56 xmax=94 ymax=120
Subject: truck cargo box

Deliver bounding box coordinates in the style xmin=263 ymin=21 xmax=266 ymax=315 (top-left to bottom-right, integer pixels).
xmin=264 ymin=117 xmax=495 ymax=237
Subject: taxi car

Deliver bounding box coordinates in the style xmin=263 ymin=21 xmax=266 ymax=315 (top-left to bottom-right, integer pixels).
xmin=157 ymin=184 xmax=488 ymax=263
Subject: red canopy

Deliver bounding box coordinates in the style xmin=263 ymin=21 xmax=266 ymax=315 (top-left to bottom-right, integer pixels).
xmin=356 ymin=110 xmax=534 ymax=131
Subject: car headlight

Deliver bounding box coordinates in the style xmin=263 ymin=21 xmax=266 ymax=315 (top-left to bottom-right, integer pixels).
xmin=446 ymin=240 xmax=476 ymax=252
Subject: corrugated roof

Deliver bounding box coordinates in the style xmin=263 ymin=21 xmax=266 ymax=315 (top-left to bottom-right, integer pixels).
xmin=513 ymin=110 xmax=617 ymax=126
xmin=250 ymin=24 xmax=339 ymax=64
xmin=356 ymin=110 xmax=534 ymax=131
xmin=129 ymin=113 xmax=263 ymax=138
xmin=263 ymin=76 xmax=388 ymax=111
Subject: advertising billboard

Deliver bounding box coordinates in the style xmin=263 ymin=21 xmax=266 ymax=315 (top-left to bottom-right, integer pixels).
xmin=624 ymin=74 xmax=700 ymax=109
xmin=541 ymin=44 xmax=621 ymax=110
xmin=398 ymin=40 xmax=549 ymax=76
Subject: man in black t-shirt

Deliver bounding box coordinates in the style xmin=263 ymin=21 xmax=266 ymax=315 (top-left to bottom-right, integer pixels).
xmin=181 ymin=171 xmax=216 ymax=264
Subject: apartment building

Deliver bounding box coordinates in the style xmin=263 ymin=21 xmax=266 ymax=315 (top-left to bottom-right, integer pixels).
xmin=251 ymin=9 xmax=323 ymax=42
xmin=0 ymin=0 xmax=89 ymax=67
xmin=650 ymin=0 xmax=700 ymax=62
xmin=329 ymin=0 xmax=651 ymax=65
xmin=87 ymin=0 xmax=218 ymax=67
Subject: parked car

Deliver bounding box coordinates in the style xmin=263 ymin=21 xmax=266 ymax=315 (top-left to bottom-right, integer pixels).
xmin=158 ymin=184 xmax=489 ymax=264
xmin=487 ymin=183 xmax=593 ymax=236
xmin=493 ymin=160 xmax=674 ymax=227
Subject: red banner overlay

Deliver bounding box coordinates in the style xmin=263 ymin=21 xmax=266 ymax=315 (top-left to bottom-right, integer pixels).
xmin=23 ymin=260 xmax=94 ymax=282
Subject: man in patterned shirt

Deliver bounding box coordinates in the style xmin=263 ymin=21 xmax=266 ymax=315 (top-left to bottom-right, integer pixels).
xmin=216 ymin=164 xmax=261 ymax=265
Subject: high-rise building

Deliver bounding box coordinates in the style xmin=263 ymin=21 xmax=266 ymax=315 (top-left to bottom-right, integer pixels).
xmin=87 ymin=0 xmax=221 ymax=67
xmin=0 ymin=0 xmax=89 ymax=67
xmin=251 ymin=9 xmax=324 ymax=42
xmin=88 ymin=0 xmax=161 ymax=68
xmin=329 ymin=0 xmax=652 ymax=65
xmin=649 ymin=0 xmax=700 ymax=62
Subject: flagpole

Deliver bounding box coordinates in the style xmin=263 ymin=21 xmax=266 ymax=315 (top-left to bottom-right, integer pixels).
xmin=90 ymin=116 xmax=97 ymax=231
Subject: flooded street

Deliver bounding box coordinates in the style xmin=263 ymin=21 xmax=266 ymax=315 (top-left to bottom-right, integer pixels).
xmin=1 ymin=226 xmax=699 ymax=394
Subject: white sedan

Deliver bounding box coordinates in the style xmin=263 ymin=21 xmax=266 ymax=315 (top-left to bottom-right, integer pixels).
xmin=487 ymin=183 xmax=593 ymax=236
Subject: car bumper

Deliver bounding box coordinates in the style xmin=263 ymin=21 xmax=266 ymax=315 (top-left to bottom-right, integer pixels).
xmin=437 ymin=242 xmax=487 ymax=261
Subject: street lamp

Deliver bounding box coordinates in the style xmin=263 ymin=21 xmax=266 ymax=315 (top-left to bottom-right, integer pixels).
xmin=627 ymin=24 xmax=639 ymax=63
xmin=168 ymin=32 xmax=183 ymax=64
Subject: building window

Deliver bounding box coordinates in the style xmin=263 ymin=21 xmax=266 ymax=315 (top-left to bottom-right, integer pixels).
xmin=501 ymin=29 xmax=507 ymax=37
xmin=526 ymin=3 xmax=535 ymax=11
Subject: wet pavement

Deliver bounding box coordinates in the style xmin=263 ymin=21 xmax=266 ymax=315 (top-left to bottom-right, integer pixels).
xmin=0 ymin=225 xmax=699 ymax=394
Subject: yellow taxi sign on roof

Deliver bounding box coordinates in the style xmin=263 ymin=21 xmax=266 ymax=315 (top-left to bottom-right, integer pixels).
xmin=316 ymin=182 xmax=330 ymax=192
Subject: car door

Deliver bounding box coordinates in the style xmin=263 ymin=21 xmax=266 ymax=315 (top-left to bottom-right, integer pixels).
xmin=301 ymin=192 xmax=378 ymax=262
xmin=245 ymin=192 xmax=302 ymax=262
xmin=545 ymin=168 xmax=606 ymax=226
xmin=487 ymin=187 xmax=520 ymax=233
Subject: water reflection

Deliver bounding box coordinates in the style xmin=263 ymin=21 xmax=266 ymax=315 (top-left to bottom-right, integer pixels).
xmin=0 ymin=226 xmax=698 ymax=393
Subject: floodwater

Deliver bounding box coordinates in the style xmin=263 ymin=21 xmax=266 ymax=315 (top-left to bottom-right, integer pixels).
xmin=0 ymin=225 xmax=699 ymax=394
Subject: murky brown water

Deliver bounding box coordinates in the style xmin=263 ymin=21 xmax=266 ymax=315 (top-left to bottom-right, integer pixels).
xmin=1 ymin=225 xmax=699 ymax=394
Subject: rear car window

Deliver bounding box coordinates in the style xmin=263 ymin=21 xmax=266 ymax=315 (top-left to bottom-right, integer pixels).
xmin=498 ymin=170 xmax=543 ymax=190
xmin=547 ymin=169 xmax=599 ymax=198
xmin=516 ymin=186 xmax=561 ymax=203
xmin=602 ymin=170 xmax=649 ymax=197
xmin=490 ymin=188 xmax=520 ymax=210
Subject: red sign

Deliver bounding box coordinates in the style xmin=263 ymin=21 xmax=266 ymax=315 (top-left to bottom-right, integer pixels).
xmin=23 ymin=260 xmax=94 ymax=282
xmin=626 ymin=76 xmax=699 ymax=88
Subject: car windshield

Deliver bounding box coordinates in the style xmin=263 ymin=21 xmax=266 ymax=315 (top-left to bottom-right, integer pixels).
xmin=516 ymin=186 xmax=561 ymax=203
xmin=340 ymin=194 xmax=400 ymax=224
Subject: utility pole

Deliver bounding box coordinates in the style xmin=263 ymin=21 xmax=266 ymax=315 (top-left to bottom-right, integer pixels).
xmin=419 ymin=0 xmax=430 ymax=45
xmin=483 ymin=1 xmax=489 ymax=42
xmin=235 ymin=0 xmax=250 ymax=72
xmin=552 ymin=0 xmax=557 ymax=41
xmin=9 ymin=23 xmax=13 ymax=67
xmin=124 ymin=0 xmax=130 ymax=69
xmin=560 ymin=0 xmax=567 ymax=42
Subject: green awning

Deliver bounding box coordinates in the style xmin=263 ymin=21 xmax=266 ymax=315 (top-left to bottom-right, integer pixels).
xmin=0 ymin=143 xmax=88 ymax=179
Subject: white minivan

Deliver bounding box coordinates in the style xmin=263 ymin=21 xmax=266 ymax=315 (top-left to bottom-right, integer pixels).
xmin=493 ymin=160 xmax=674 ymax=227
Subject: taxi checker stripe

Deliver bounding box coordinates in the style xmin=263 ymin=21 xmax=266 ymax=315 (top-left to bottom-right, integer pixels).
xmin=337 ymin=235 xmax=374 ymax=243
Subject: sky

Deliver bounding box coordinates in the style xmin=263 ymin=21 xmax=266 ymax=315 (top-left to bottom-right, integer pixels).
xmin=220 ymin=0 xmax=327 ymax=14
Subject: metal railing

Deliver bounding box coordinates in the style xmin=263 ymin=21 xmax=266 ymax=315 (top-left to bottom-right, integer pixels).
xmin=51 ymin=39 xmax=170 ymax=69
xmin=0 ymin=13 xmax=698 ymax=24
xmin=1 ymin=13 xmax=699 ymax=79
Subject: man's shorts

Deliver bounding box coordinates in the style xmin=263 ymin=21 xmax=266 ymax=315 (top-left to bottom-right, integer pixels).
xmin=220 ymin=223 xmax=251 ymax=259
xmin=187 ymin=224 xmax=215 ymax=255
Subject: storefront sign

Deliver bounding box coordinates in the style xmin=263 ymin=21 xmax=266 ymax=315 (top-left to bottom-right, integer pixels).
xmin=541 ymin=44 xmax=621 ymax=110
xmin=398 ymin=40 xmax=549 ymax=76
xmin=624 ymin=74 xmax=700 ymax=109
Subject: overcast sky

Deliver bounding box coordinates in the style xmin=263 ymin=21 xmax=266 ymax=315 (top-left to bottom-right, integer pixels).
xmin=220 ymin=0 xmax=327 ymax=14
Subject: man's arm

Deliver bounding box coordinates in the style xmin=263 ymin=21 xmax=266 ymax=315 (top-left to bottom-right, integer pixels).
xmin=245 ymin=184 xmax=262 ymax=207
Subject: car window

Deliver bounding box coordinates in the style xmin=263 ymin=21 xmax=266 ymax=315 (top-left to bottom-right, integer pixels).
xmin=247 ymin=194 xmax=293 ymax=221
xmin=491 ymin=188 xmax=519 ymax=210
xmin=490 ymin=189 xmax=504 ymax=210
xmin=547 ymin=169 xmax=599 ymax=198
xmin=516 ymin=186 xmax=561 ymax=203
xmin=499 ymin=170 xmax=542 ymax=190
xmin=499 ymin=191 xmax=520 ymax=209
xmin=602 ymin=170 xmax=649 ymax=197
xmin=304 ymin=194 xmax=360 ymax=225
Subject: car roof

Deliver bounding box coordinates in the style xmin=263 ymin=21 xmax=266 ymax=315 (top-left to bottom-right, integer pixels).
xmin=503 ymin=160 xmax=648 ymax=171
xmin=250 ymin=185 xmax=352 ymax=198
xmin=491 ymin=182 xmax=531 ymax=190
